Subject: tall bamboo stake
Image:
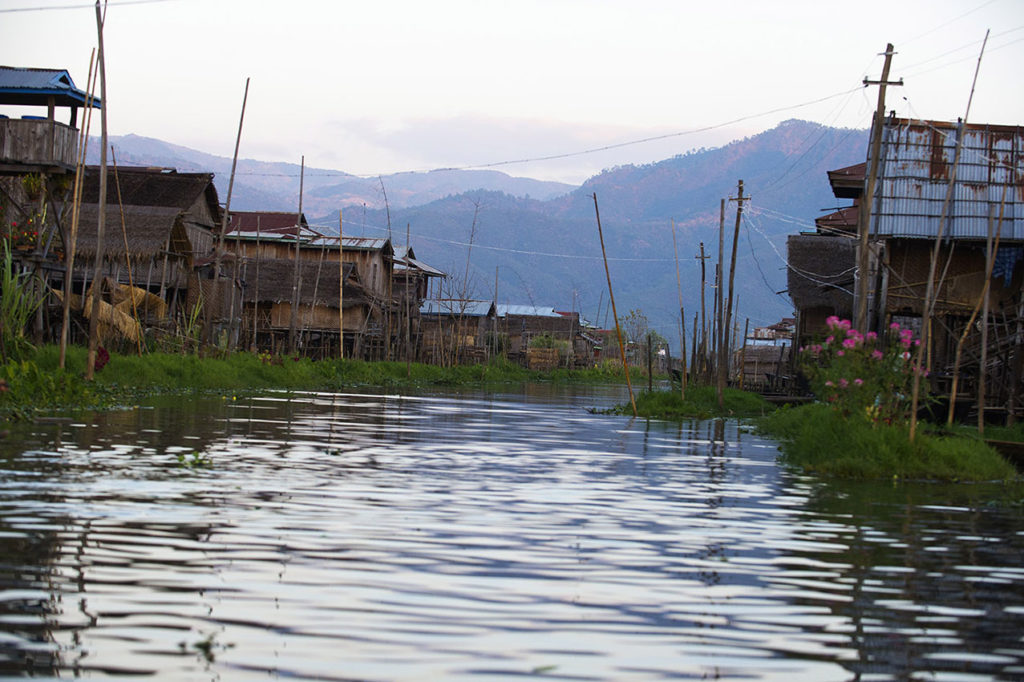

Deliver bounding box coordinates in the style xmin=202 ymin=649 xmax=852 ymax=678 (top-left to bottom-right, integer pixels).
xmin=715 ymin=199 xmax=725 ymax=402
xmin=212 ymin=77 xmax=249 ymax=352
xmin=671 ymin=219 xmax=685 ymax=401
xmin=910 ymin=30 xmax=988 ymax=441
xmin=59 ymin=47 xmax=97 ymax=369
xmin=593 ymin=193 xmax=635 ymax=416
xmin=85 ymin=1 xmax=109 ymax=381
xmin=344 ymin=205 xmax=348 ymax=356
xmin=946 ymin=187 xmax=1005 ymax=426
xmin=110 ymin=148 xmax=143 ymax=355
xmin=288 ymin=156 xmax=305 ymax=355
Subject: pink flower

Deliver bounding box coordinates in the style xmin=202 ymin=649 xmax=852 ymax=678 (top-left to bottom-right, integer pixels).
xmin=825 ymin=380 xmax=834 ymax=387
xmin=837 ymin=350 xmax=845 ymax=356
xmin=854 ymin=378 xmax=864 ymax=386
xmin=826 ymin=315 xmax=840 ymax=328
xmin=872 ymin=350 xmax=884 ymax=360
xmin=839 ymin=378 xmax=849 ymax=388
xmin=825 ymin=335 xmax=835 ymax=345
xmin=900 ymin=329 xmax=913 ymax=339
xmin=866 ymin=332 xmax=878 ymax=341
xmin=890 ymin=322 xmax=901 ymax=330
xmin=842 ymin=338 xmax=857 ymax=349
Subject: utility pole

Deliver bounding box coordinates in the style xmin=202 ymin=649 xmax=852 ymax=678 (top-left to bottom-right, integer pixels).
xmin=855 ymin=43 xmax=902 ymax=333
xmin=720 ymin=180 xmax=747 ymax=407
xmin=86 ymin=0 xmax=108 ymax=380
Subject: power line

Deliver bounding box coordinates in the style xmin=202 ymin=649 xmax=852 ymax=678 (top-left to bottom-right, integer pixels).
xmin=0 ymin=0 xmax=180 ymax=12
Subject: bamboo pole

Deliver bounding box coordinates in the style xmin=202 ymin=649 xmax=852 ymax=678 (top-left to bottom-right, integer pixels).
xmin=910 ymin=30 xmax=988 ymax=441
xmin=110 ymin=148 xmax=143 ymax=355
xmin=593 ymin=193 xmax=635 ymax=416
xmin=252 ymin=216 xmax=261 ymax=350
xmin=288 ymin=156 xmax=305 ymax=355
xmin=85 ymin=1 xmax=109 ymax=381
xmin=59 ymin=47 xmax=97 ymax=369
xmin=671 ymin=219 xmax=685 ymax=401
xmin=947 ymin=188 xmax=1006 ymax=426
xmin=344 ymin=205 xmax=348 ymax=356
xmin=715 ymin=199 xmax=725 ymax=401
xmin=211 ymin=77 xmax=249 ymax=352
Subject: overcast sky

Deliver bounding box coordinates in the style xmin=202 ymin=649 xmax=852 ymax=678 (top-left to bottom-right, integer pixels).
xmin=3 ymin=0 xmax=1022 ymax=183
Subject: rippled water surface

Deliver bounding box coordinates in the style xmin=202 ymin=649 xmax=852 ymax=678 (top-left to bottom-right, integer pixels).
xmin=1 ymin=385 xmax=1023 ymax=680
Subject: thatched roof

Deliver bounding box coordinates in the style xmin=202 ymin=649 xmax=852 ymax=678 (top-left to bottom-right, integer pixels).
xmin=81 ymin=166 xmax=220 ymax=225
xmin=242 ymin=258 xmax=368 ymax=308
xmin=74 ymin=204 xmax=188 ymax=260
xmin=786 ymin=234 xmax=855 ymax=314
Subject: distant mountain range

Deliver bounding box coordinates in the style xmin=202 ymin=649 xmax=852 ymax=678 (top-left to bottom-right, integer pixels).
xmin=88 ymin=120 xmax=869 ymax=337
xmin=87 ymin=135 xmax=574 ymax=213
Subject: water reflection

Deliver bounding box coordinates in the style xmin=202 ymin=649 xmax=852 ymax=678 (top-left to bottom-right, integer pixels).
xmin=0 ymin=386 xmax=1021 ymax=680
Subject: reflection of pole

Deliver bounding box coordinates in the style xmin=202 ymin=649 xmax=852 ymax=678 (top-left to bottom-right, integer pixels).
xmin=593 ymin=193 xmax=635 ymax=416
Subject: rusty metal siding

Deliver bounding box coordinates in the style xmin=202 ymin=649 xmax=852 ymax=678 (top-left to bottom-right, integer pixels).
xmin=868 ymin=119 xmax=1024 ymax=241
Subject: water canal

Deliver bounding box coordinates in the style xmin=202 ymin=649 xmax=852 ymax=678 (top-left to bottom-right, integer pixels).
xmin=1 ymin=385 xmax=1022 ymax=680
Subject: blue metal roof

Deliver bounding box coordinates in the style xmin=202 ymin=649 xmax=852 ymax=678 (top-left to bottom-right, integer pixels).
xmin=0 ymin=66 xmax=101 ymax=108
xmin=420 ymin=299 xmax=495 ymax=317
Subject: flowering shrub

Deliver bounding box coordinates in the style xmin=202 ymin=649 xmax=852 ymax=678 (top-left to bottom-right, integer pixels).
xmin=800 ymin=316 xmax=923 ymax=425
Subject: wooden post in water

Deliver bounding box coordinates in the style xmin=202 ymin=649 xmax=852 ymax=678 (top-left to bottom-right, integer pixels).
xmin=593 ymin=193 xmax=635 ymax=416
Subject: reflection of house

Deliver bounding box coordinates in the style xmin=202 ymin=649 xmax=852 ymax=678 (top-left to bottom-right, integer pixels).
xmin=789 ymin=117 xmax=1024 ymax=405
xmin=419 ymin=299 xmax=496 ymax=365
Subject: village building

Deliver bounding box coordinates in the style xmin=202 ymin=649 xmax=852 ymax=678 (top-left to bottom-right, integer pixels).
xmin=418 ymin=298 xmax=496 ymax=365
xmin=788 ymin=116 xmax=1024 ymax=412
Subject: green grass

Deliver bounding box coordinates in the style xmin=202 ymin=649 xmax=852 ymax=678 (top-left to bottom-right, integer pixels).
xmin=759 ymin=402 xmax=1020 ymax=482
xmin=0 ymin=346 xmax=635 ymax=420
xmin=609 ymin=385 xmax=774 ymax=419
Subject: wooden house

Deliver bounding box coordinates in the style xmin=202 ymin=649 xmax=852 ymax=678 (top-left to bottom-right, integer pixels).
xmin=789 ymin=117 xmax=1024 ymax=411
xmin=75 ymin=166 xmax=222 ymax=322
xmin=240 ymin=257 xmax=378 ymax=358
xmin=419 ymin=299 xmax=496 ymax=364
xmin=0 ymin=65 xmax=98 ymax=175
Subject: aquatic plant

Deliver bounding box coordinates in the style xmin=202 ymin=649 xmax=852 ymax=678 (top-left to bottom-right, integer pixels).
xmin=0 ymin=242 xmax=45 ymax=362
xmin=800 ymin=316 xmax=923 ymax=425
xmin=760 ymin=402 xmax=1019 ymax=482
xmin=609 ymin=385 xmax=772 ymax=419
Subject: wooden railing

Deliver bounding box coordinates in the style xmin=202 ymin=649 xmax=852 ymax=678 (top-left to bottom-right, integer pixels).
xmin=0 ymin=117 xmax=78 ymax=170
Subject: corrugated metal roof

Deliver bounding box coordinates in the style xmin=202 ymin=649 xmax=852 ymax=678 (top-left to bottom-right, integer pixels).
xmin=869 ymin=118 xmax=1023 ymax=241
xmin=341 ymin=237 xmax=389 ymax=250
xmin=0 ymin=65 xmax=100 ymax=108
xmin=228 ymin=211 xmax=306 ymax=232
xmin=496 ymin=304 xmax=560 ymax=318
xmin=420 ymin=299 xmax=494 ymax=317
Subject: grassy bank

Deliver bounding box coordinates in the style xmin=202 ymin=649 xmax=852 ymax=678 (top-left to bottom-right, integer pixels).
xmin=609 ymin=386 xmax=774 ymax=419
xmin=760 ymin=402 xmax=1020 ymax=482
xmin=0 ymin=346 xmax=633 ymax=420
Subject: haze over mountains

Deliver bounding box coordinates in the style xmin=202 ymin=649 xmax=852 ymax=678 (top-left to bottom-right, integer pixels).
xmin=90 ymin=120 xmax=868 ymax=337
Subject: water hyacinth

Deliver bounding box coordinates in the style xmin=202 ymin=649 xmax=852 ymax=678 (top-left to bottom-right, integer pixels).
xmin=800 ymin=316 xmax=923 ymax=425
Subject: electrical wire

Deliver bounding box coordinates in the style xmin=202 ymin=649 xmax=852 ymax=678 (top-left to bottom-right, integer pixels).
xmin=0 ymin=0 xmax=178 ymax=12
